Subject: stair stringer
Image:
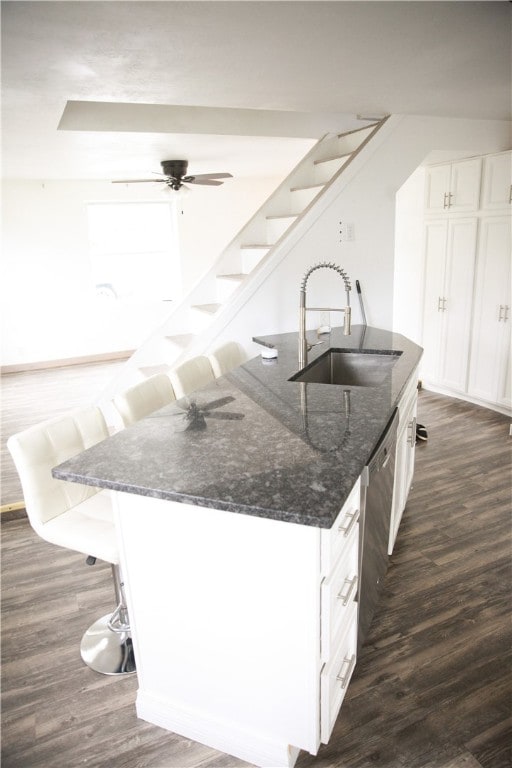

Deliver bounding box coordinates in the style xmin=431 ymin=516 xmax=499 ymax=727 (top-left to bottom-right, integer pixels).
xmin=98 ymin=118 xmax=390 ymax=406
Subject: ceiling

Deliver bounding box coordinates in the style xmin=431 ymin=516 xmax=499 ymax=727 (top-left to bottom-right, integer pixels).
xmin=1 ymin=1 xmax=510 ymax=181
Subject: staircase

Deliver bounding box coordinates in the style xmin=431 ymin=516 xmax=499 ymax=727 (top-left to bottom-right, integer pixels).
xmin=99 ymin=118 xmax=388 ymax=405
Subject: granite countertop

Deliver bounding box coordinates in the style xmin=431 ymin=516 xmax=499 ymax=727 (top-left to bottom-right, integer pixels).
xmin=53 ymin=326 xmax=422 ymax=529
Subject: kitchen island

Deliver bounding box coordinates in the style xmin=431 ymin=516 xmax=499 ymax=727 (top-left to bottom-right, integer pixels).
xmin=53 ymin=326 xmax=422 ymax=767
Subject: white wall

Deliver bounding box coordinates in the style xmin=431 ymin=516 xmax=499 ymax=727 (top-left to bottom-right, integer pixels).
xmin=1 ymin=175 xmax=282 ymax=366
xmin=393 ymin=166 xmax=426 ymax=344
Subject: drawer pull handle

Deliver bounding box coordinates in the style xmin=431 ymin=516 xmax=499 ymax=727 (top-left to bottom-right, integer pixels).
xmin=338 ymin=509 xmax=359 ymax=538
xmin=407 ymin=416 xmax=417 ymax=447
xmin=336 ymin=653 xmax=357 ymax=689
xmin=337 ymin=575 xmax=358 ymax=606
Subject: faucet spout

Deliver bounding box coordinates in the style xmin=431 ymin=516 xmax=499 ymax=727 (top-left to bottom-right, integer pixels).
xmin=298 ymin=261 xmax=352 ymax=367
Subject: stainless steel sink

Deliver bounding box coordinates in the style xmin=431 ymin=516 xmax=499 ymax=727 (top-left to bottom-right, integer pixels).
xmin=289 ymin=349 xmax=402 ymax=387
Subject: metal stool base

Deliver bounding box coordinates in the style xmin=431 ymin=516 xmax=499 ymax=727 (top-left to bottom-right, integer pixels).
xmin=80 ymin=613 xmax=136 ymax=676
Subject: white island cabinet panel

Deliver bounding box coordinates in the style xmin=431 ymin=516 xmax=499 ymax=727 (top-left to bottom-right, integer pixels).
xmin=114 ymin=492 xmax=323 ymax=768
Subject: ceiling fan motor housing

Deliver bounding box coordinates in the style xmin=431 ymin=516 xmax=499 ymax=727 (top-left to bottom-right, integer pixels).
xmin=161 ymin=160 xmax=188 ymax=178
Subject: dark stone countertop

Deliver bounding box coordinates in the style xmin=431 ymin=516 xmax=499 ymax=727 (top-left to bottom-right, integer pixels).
xmin=52 ymin=326 xmax=422 ymax=529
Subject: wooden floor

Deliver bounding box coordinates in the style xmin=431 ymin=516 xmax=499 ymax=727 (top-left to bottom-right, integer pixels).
xmin=1 ymin=367 xmax=511 ymax=768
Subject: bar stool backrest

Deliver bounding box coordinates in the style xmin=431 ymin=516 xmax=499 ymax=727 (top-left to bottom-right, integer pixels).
xmin=169 ymin=356 xmax=215 ymax=399
xmin=113 ymin=373 xmax=176 ymax=427
xmin=7 ymin=406 xmax=109 ymax=534
xmin=208 ymin=341 xmax=247 ymax=378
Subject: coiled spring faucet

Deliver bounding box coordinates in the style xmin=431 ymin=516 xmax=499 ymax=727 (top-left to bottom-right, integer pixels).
xmin=299 ymin=261 xmax=352 ymax=367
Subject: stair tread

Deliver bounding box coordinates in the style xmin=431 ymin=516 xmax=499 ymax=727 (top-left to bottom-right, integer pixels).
xmin=165 ymin=333 xmax=196 ymax=347
xmin=337 ymin=122 xmax=379 ymax=138
xmin=217 ymin=273 xmax=246 ymax=281
xmin=314 ymin=152 xmax=352 ymax=165
xmin=290 ymin=183 xmax=324 ymax=192
xmin=192 ymin=303 xmax=221 ymax=314
xmin=266 ymin=213 xmax=299 ymax=220
xmin=240 ymin=244 xmax=272 ymax=250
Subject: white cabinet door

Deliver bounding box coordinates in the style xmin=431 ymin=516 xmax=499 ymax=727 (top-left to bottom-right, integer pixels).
xmin=481 ymin=151 xmax=512 ymax=211
xmin=421 ymin=220 xmax=447 ymax=383
xmin=438 ymin=218 xmax=478 ymax=392
xmin=421 ymin=218 xmax=477 ymax=393
xmin=449 ymin=158 xmax=482 ymax=212
xmin=468 ymin=216 xmax=511 ymax=406
xmin=425 ymin=164 xmax=451 ymax=213
xmin=425 ymin=158 xmax=481 ymax=214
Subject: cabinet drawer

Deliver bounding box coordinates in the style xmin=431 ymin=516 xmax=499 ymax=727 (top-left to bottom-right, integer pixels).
xmin=320 ymin=601 xmax=358 ymax=744
xmin=321 ymin=478 xmax=361 ymax=576
xmin=321 ymin=520 xmax=359 ymax=663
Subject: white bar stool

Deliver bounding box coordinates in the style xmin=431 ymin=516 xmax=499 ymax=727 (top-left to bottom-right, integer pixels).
xmin=7 ymin=406 xmax=135 ymax=676
xmin=113 ymin=372 xmax=176 ymax=427
xmin=208 ymin=341 xmax=247 ymax=377
xmin=169 ymin=355 xmax=216 ymax=398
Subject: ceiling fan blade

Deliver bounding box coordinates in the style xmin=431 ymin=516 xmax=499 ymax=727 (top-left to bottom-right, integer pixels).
xmin=191 ymin=172 xmax=233 ymax=180
xmin=112 ymin=178 xmax=166 ymax=184
xmin=200 ymin=396 xmax=236 ymax=411
xmin=187 ymin=178 xmax=224 ymax=186
xmin=205 ymin=411 xmax=244 ymax=421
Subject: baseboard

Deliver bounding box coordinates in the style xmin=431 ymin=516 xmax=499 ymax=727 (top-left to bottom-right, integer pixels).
xmin=421 ymin=384 xmax=511 ymax=418
xmin=0 ymin=502 xmax=27 ymax=522
xmin=1 ymin=350 xmax=135 ymax=375
xmin=136 ymin=690 xmax=301 ymax=768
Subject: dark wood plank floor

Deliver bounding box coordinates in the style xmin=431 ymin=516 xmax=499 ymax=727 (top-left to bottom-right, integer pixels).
xmin=1 ymin=385 xmax=511 ymax=768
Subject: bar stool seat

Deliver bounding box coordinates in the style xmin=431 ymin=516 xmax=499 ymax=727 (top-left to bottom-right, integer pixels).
xmin=7 ymin=406 xmax=135 ymax=676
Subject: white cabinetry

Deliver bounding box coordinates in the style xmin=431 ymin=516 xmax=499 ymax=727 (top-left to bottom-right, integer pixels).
xmin=421 ymin=151 xmax=511 ymax=414
xmin=421 ymin=218 xmax=477 ymax=392
xmin=425 ymin=157 xmax=482 ymax=214
xmin=481 ymin=151 xmax=512 ymax=210
xmin=468 ymin=216 xmax=511 ymax=408
xmin=390 ymin=369 xmax=418 ymax=555
xmin=319 ymin=480 xmax=360 ymax=743
xmin=115 ymin=478 xmax=361 ymax=768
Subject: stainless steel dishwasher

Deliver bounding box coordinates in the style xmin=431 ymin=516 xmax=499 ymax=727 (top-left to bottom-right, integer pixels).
xmin=358 ymin=409 xmax=399 ymax=650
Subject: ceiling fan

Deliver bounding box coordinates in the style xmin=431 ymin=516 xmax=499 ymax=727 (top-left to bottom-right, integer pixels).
xmin=112 ymin=160 xmax=233 ymax=191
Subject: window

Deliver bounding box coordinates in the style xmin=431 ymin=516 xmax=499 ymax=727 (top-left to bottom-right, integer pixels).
xmin=87 ymin=202 xmax=181 ymax=303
